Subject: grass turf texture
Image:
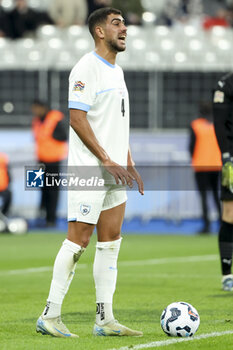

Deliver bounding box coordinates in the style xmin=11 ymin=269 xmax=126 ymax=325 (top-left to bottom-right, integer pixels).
xmin=0 ymin=232 xmax=233 ymax=350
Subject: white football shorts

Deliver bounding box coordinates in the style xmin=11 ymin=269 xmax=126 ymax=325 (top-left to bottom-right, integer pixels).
xmin=67 ymin=185 xmax=127 ymax=224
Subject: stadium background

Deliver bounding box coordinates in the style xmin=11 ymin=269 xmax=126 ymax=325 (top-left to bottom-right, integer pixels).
xmin=0 ymin=0 xmax=231 ymax=233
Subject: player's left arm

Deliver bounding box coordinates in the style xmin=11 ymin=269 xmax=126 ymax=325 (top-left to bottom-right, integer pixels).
xmin=127 ymin=147 xmax=144 ymax=195
xmin=213 ymin=92 xmax=232 ymax=156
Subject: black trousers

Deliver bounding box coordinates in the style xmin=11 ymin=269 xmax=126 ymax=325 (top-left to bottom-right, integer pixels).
xmin=195 ymin=171 xmax=221 ymax=229
xmin=0 ymin=188 xmax=12 ymax=215
xmin=39 ymin=162 xmax=60 ymax=225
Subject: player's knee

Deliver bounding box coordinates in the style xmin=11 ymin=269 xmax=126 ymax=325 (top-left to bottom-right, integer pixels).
xmin=79 ymin=236 xmax=91 ymax=248
xmin=67 ymin=235 xmax=90 ymax=248
xmin=76 ymin=229 xmax=92 ymax=248
xmin=68 ymin=222 xmax=93 ymax=248
xmin=97 ymin=225 xmax=121 ymax=241
xmin=97 ymin=214 xmax=123 ymax=241
xmin=104 ymin=225 xmax=121 ymax=241
xmin=109 ymin=230 xmax=121 ymax=241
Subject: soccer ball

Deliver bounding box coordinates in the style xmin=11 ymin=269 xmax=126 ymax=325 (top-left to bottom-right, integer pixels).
xmin=160 ymin=302 xmax=200 ymax=337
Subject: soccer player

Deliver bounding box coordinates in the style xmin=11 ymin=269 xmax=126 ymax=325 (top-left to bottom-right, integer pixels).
xmin=213 ymin=73 xmax=233 ymax=291
xmin=36 ymin=7 xmax=144 ymax=337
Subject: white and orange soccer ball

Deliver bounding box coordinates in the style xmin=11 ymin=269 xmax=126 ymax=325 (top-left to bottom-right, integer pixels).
xmin=160 ymin=302 xmax=200 ymax=337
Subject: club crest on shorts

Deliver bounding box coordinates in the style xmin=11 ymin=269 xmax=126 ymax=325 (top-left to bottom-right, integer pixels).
xmin=80 ymin=204 xmax=91 ymax=216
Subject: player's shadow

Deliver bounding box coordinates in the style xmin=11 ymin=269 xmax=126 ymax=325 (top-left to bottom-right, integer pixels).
xmin=60 ymin=308 xmax=158 ymax=324
xmin=209 ymin=293 xmax=233 ymax=298
xmin=63 ymin=311 xmax=94 ymax=324
xmin=111 ymin=308 xmax=159 ymax=322
xmin=21 ymin=311 xmax=94 ymax=324
xmin=22 ymin=309 xmax=158 ymax=324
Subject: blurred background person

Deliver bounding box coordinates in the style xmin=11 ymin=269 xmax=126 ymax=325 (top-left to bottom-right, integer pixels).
xmin=0 ymin=0 xmax=12 ymax=37
xmin=203 ymin=7 xmax=230 ymax=30
xmin=226 ymin=5 xmax=233 ymax=27
xmin=49 ymin=0 xmax=88 ymax=27
xmin=202 ymin=0 xmax=231 ymax=17
xmin=0 ymin=152 xmax=12 ymax=216
xmin=87 ymin=0 xmax=112 ymax=19
xmin=112 ymin=0 xmax=145 ymax=25
xmin=157 ymin=0 xmax=203 ymax=27
xmin=9 ymin=0 xmax=53 ymax=39
xmin=31 ymin=100 xmax=68 ymax=227
xmin=189 ymin=102 xmax=222 ymax=234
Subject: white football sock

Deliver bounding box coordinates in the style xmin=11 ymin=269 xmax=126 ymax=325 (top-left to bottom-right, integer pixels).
xmin=93 ymin=238 xmax=122 ymax=325
xmin=43 ymin=239 xmax=85 ymax=319
xmin=222 ymin=274 xmax=233 ymax=282
xmin=42 ymin=301 xmax=61 ymax=319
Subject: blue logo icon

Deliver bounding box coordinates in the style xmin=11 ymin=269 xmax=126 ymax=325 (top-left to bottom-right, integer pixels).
xmin=26 ymin=168 xmax=45 ymax=188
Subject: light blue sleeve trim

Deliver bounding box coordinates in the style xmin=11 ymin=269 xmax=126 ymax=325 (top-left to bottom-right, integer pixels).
xmin=68 ymin=101 xmax=91 ymax=111
xmin=96 ymin=88 xmax=116 ymax=95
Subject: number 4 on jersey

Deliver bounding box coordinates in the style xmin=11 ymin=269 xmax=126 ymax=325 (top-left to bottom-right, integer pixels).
xmin=121 ymin=98 xmax=125 ymax=117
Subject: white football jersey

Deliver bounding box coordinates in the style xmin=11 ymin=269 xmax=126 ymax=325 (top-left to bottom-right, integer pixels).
xmin=68 ymin=51 xmax=129 ymax=166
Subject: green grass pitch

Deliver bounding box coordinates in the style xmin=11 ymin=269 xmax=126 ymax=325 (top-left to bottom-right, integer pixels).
xmin=0 ymin=232 xmax=233 ymax=350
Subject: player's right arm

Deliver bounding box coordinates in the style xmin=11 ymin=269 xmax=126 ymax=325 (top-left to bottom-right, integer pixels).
xmin=213 ymin=80 xmax=232 ymax=157
xmin=213 ymin=76 xmax=233 ymax=190
xmin=69 ymin=109 xmax=133 ymax=187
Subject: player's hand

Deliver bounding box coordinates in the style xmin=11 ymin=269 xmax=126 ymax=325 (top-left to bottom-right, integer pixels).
xmin=102 ymin=158 xmax=134 ymax=188
xmin=222 ymin=160 xmax=233 ymax=193
xmin=127 ymin=165 xmax=144 ymax=195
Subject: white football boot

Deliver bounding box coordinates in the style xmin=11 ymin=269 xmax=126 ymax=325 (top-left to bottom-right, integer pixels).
xmin=93 ymin=319 xmax=143 ymax=336
xmin=222 ymin=275 xmax=233 ymax=291
xmin=36 ymin=315 xmax=78 ymax=338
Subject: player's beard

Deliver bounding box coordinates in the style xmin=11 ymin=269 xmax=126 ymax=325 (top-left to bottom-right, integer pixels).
xmin=107 ymin=38 xmax=126 ymax=53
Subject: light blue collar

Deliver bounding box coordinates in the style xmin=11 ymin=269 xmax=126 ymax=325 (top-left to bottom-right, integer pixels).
xmin=92 ymin=51 xmax=116 ymax=68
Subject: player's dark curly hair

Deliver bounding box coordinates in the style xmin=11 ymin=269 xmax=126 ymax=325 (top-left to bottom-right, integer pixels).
xmin=88 ymin=7 xmax=122 ymax=39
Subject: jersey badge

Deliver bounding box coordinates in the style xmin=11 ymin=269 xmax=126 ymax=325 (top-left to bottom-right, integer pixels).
xmin=213 ymin=90 xmax=224 ymax=103
xmin=80 ymin=204 xmax=91 ymax=216
xmin=73 ymin=81 xmax=85 ymax=92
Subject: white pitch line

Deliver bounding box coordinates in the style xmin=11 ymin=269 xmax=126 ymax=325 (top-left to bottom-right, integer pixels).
xmin=108 ymin=330 xmax=233 ymax=350
xmin=0 ymin=254 xmax=218 ymax=276
xmin=119 ymin=254 xmax=218 ymax=267
xmin=128 ymin=273 xmax=218 ymax=279
xmin=1 ymin=266 xmax=53 ymax=275
xmin=0 ymin=263 xmax=88 ymax=276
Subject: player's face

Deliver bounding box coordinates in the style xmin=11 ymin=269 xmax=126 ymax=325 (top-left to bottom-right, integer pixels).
xmin=104 ymin=14 xmax=127 ymax=52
